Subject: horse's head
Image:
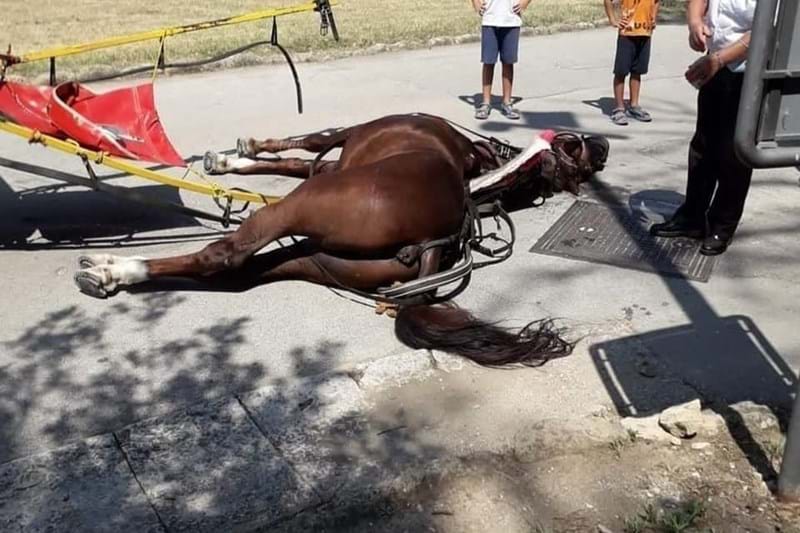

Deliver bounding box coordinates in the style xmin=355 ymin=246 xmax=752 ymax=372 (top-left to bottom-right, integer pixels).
xmin=469 ymin=131 xmax=609 ymax=208
xmin=542 ymin=132 xmax=610 ymax=195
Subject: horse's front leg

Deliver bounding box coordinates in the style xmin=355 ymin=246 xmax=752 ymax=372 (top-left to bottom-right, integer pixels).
xmin=237 ymin=127 xmax=353 ymax=158
xmin=203 ymin=153 xmax=338 ymax=177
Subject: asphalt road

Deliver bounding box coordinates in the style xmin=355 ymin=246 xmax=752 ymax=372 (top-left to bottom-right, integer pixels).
xmin=2 ymin=25 xmax=798 ymax=464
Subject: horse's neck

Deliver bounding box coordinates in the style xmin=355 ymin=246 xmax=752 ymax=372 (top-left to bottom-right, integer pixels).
xmin=469 ymin=136 xmax=552 ymax=195
xmin=470 ymin=141 xmax=501 ymax=175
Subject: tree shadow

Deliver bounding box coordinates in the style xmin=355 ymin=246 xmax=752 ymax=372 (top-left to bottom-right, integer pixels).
xmin=0 ymin=283 xmax=455 ymax=531
xmin=0 ymin=292 xmax=269 ymax=464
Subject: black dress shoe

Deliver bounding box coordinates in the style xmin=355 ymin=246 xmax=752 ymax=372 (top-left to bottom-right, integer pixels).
xmin=649 ymin=218 xmax=704 ymax=238
xmin=700 ymin=234 xmax=730 ymax=256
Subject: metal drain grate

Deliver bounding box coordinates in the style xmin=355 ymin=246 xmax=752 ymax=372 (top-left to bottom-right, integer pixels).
xmin=530 ymin=201 xmax=716 ymax=282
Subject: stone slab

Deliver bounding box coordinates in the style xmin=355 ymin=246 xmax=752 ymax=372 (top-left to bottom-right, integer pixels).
xmin=354 ymin=350 xmax=435 ymax=390
xmin=117 ymin=398 xmax=316 ymax=532
xmin=0 ymin=434 xmax=162 ymax=533
xmin=240 ymin=374 xmax=414 ymax=502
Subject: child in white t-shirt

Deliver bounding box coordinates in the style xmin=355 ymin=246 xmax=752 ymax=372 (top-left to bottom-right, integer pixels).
xmin=472 ymin=0 xmax=531 ymax=120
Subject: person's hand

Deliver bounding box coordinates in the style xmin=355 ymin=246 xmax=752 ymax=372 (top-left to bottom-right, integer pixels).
xmin=473 ymin=0 xmax=487 ymax=15
xmin=685 ymin=53 xmax=723 ymax=88
xmin=618 ymin=14 xmax=632 ymax=31
xmin=513 ymin=0 xmax=531 ymax=14
xmin=689 ymin=21 xmax=712 ymax=52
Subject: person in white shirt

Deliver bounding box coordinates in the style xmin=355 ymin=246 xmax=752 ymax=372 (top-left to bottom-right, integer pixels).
xmin=649 ymin=0 xmax=756 ymax=256
xmin=472 ymin=0 xmax=532 ymax=120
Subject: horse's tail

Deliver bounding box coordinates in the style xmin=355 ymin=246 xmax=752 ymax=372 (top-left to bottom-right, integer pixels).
xmin=394 ymin=303 xmax=573 ymax=367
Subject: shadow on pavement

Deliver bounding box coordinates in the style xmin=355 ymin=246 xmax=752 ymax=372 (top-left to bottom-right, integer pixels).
xmin=0 ymin=162 xmax=223 ymax=250
xmin=584 ymin=177 xmax=798 ymax=486
xmin=0 ymin=283 xmax=453 ymax=531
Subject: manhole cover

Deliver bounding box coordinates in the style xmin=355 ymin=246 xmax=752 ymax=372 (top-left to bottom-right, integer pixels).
xmin=530 ymin=201 xmax=716 ymax=282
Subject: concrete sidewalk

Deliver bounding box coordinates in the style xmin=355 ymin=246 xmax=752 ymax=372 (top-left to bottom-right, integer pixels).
xmin=0 ymin=337 xmax=693 ymax=532
xmin=1 ymin=333 xmax=795 ymax=532
xmin=0 ymin=347 xmax=574 ymax=532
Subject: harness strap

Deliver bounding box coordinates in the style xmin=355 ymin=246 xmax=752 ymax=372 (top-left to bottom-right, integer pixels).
xmin=470 ymin=201 xmax=516 ymax=267
xmin=303 ymin=197 xmax=516 ymax=307
xmin=414 ymin=112 xmax=523 ymax=160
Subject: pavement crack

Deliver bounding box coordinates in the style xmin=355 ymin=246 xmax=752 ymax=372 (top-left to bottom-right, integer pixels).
xmin=427 ymin=349 xmax=440 ymax=371
xmin=233 ymin=394 xmax=325 ymax=502
xmin=724 ymin=272 xmax=800 ymax=284
xmin=345 ymin=368 xmax=365 ymax=389
xmin=112 ymin=431 xmax=170 ymax=533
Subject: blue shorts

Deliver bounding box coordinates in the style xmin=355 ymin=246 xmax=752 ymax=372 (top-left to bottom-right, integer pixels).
xmin=613 ymin=35 xmax=651 ymax=76
xmin=481 ymin=26 xmax=520 ymax=65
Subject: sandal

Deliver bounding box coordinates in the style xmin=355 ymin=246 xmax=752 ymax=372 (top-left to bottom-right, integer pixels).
xmin=611 ymin=107 xmax=629 ymax=126
xmin=475 ymin=103 xmax=491 ymax=120
xmin=501 ymin=102 xmax=520 ymax=120
xmin=627 ymin=105 xmax=652 ymax=122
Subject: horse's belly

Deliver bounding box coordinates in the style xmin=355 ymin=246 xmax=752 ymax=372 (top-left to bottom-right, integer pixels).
xmin=298 ymin=154 xmax=465 ymax=253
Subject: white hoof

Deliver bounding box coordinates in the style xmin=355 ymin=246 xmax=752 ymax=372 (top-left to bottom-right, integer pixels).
xmin=203 ymin=151 xmax=227 ymax=175
xmin=237 ymin=137 xmax=258 ymax=158
xmin=73 ymin=258 xmax=148 ymax=298
xmin=78 ymin=254 xmax=112 ymax=269
xmin=74 ymin=267 xmax=112 ymax=298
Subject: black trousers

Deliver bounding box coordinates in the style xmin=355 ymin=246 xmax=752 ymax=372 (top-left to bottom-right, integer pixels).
xmin=676 ymin=68 xmax=753 ymax=239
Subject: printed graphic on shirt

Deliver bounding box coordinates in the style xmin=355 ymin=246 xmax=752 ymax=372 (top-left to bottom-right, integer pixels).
xmin=619 ymin=0 xmax=657 ymax=37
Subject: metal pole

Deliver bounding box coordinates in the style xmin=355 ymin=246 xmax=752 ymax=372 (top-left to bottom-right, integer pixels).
xmin=734 ymin=0 xmax=800 ymax=168
xmin=732 ymin=0 xmax=800 ymax=501
xmin=778 ymin=379 xmax=800 ymax=502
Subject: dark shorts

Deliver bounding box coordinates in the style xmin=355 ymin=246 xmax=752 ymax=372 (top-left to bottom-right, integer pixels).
xmin=481 ymin=26 xmax=520 ymax=65
xmin=613 ymin=35 xmax=651 ymax=76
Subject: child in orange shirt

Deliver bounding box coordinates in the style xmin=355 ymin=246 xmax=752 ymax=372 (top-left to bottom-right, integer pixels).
xmin=603 ymin=0 xmax=659 ymax=125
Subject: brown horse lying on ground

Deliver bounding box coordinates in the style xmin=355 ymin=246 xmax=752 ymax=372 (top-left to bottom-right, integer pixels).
xmin=74 ymin=113 xmax=609 ymax=367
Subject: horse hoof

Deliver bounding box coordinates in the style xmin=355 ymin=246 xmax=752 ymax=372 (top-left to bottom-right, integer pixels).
xmin=78 ymin=255 xmax=97 ymax=269
xmin=78 ymin=254 xmax=111 ymax=269
xmin=203 ymin=151 xmax=224 ymax=175
xmin=74 ymin=270 xmax=108 ymax=299
xmin=237 ymin=138 xmax=256 ymax=158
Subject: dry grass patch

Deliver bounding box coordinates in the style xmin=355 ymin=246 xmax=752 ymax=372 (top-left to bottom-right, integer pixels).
xmin=2 ymin=0 xmax=685 ymax=81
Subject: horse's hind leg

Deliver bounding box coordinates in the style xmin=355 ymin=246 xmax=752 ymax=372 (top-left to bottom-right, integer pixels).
xmin=203 ymin=153 xmax=338 ymax=177
xmin=75 ymin=202 xmax=296 ymax=297
xmin=238 ymin=127 xmax=353 ymax=157
xmin=207 ymin=244 xmax=418 ymax=292
xmin=419 ymin=248 xmax=442 ymax=277
xmin=76 ymin=239 xmax=418 ymax=297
